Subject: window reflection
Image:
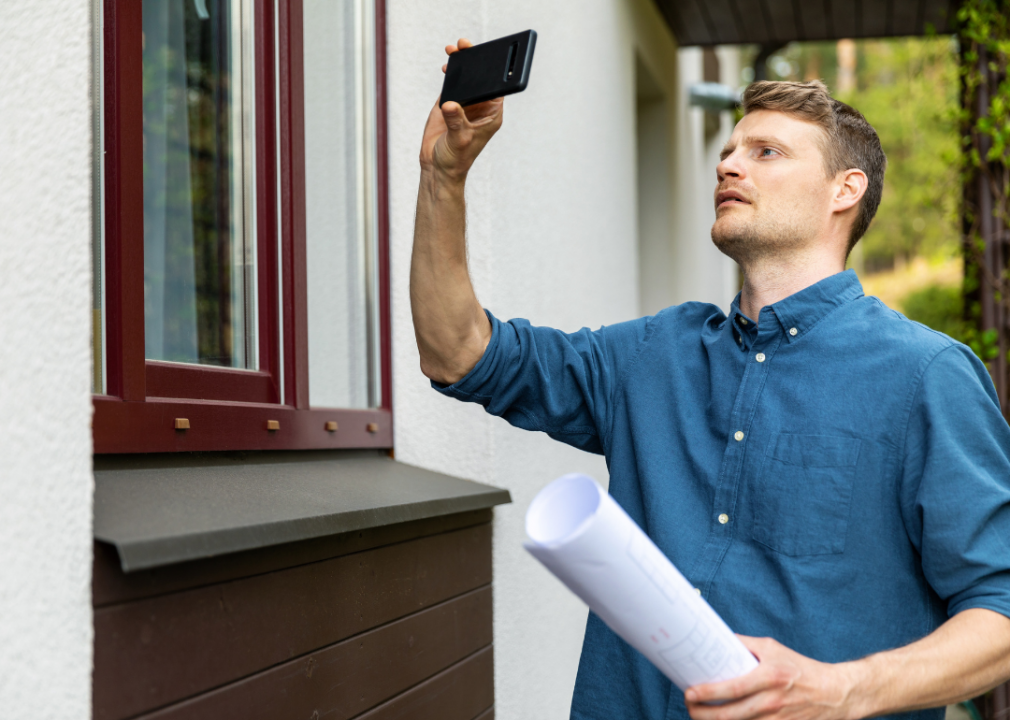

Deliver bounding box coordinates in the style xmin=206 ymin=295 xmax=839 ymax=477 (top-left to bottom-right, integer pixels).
xmin=143 ymin=0 xmax=256 ymax=368
xmin=304 ymin=0 xmax=379 ymax=409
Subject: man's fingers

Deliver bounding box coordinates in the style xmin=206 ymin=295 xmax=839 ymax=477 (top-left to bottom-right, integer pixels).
xmin=686 ymin=690 xmax=783 ymax=720
xmin=685 ymin=666 xmax=777 ymax=704
xmin=445 ymin=38 xmax=473 ymax=57
xmin=440 ymin=101 xmax=467 ymax=132
xmin=737 ymin=635 xmax=778 ymax=660
xmin=442 ymin=63 xmax=447 ymax=73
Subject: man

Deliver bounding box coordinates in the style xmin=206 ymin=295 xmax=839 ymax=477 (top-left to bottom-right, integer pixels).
xmin=411 ymin=38 xmax=1010 ymax=720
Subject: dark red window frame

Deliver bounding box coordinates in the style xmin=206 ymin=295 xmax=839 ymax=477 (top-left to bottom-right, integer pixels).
xmin=94 ymin=0 xmax=392 ymax=454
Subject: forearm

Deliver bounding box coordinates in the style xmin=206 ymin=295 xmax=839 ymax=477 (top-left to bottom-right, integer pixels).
xmin=845 ymin=608 xmax=1010 ymax=718
xmin=410 ymin=168 xmax=491 ymax=384
xmin=687 ymin=610 xmax=1010 ymax=720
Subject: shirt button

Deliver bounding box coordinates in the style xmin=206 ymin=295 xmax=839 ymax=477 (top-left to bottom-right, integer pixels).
xmin=734 ymin=430 xmax=744 ymax=441
xmin=694 ymin=587 xmax=702 ymax=595
xmin=718 ymin=513 xmax=730 ymax=524
xmin=739 ymin=318 xmax=748 ymax=325
xmin=789 ymin=327 xmax=798 ymax=336
xmin=755 ymin=352 xmax=766 ymax=363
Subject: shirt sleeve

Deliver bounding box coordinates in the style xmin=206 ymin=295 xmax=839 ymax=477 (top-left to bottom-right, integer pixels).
xmin=432 ymin=309 xmax=650 ymax=455
xmin=901 ymin=343 xmax=1010 ymax=620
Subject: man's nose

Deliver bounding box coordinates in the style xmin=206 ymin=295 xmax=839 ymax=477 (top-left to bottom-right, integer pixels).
xmin=716 ymin=152 xmax=744 ymax=183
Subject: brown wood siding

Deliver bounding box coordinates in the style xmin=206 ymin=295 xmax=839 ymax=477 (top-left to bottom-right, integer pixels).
xmin=94 ymin=511 xmax=495 ymax=720
xmin=354 ymin=646 xmax=495 ymax=720
xmin=93 ymin=509 xmax=492 ymax=606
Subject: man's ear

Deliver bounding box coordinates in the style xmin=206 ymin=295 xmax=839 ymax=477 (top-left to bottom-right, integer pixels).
xmin=833 ymin=168 xmax=868 ymax=215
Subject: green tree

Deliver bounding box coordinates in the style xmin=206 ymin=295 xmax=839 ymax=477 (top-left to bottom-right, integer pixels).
xmin=847 ymin=38 xmax=961 ymax=271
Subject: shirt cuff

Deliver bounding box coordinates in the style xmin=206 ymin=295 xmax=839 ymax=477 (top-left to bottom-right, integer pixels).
xmin=431 ymin=308 xmax=507 ymax=402
xmin=947 ymin=579 xmax=1010 ymax=622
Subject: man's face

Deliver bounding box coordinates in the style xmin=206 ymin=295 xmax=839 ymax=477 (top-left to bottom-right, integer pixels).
xmin=711 ymin=109 xmax=836 ymax=264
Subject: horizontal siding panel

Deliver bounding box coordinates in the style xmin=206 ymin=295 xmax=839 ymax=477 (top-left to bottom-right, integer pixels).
xmin=657 ymin=0 xmax=712 ymax=45
xmin=137 ymin=587 xmax=492 ymax=720
xmin=765 ymin=0 xmax=799 ymax=42
xmin=798 ymin=0 xmax=830 ymax=39
xmin=667 ymin=0 xmax=957 ymax=44
xmin=862 ymin=0 xmax=889 ymax=36
xmin=892 ymin=0 xmax=922 ymax=35
xmin=94 ymin=524 xmax=491 ymax=720
xmin=93 ymin=509 xmax=492 ymax=607
xmin=704 ymin=0 xmax=744 ymax=44
xmin=830 ymin=0 xmax=859 ymax=41
xmin=921 ymin=0 xmax=954 ymax=32
xmin=354 ymin=646 xmax=495 ymax=720
xmin=731 ymin=0 xmax=773 ymax=43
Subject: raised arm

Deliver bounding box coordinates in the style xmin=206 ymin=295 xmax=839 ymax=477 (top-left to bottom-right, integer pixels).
xmin=411 ymin=39 xmax=502 ymax=385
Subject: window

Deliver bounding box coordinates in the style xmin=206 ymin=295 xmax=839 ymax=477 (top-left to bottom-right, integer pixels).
xmin=92 ymin=0 xmax=391 ymax=453
xmin=304 ymin=0 xmax=381 ymax=409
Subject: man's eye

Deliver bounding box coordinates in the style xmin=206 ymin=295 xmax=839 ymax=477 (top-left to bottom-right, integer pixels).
xmin=759 ymin=148 xmax=779 ymax=157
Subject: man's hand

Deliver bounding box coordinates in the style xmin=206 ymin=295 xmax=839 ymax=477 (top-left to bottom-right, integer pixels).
xmin=419 ymin=38 xmax=504 ymax=183
xmin=685 ymin=636 xmax=857 ymax=720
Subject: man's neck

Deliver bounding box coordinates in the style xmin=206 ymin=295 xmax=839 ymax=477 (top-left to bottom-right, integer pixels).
xmin=738 ymin=252 xmax=846 ymax=322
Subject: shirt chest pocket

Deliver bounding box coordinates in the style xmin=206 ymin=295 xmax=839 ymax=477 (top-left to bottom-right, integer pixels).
xmin=749 ymin=433 xmax=861 ymax=557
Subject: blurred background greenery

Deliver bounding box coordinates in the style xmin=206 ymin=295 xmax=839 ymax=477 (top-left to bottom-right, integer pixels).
xmin=740 ymin=37 xmax=967 ymax=341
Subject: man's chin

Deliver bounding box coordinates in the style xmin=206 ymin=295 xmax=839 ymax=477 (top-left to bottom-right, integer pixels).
xmin=711 ymin=218 xmax=747 ymax=247
xmin=711 ymin=216 xmax=765 ymax=264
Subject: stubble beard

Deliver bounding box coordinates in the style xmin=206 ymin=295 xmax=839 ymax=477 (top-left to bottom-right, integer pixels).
xmin=711 ymin=209 xmax=809 ymax=267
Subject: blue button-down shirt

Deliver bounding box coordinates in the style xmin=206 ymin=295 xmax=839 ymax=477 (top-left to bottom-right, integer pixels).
xmin=435 ymin=270 xmax=1010 ymax=720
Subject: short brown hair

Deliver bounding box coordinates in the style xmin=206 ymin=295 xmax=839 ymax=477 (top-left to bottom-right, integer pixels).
xmin=741 ymin=80 xmax=886 ymax=254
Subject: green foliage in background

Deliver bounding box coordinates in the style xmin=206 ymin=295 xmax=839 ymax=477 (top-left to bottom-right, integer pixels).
xmin=902 ymin=284 xmax=967 ymax=339
xmin=901 ymin=283 xmax=1001 ymax=361
xmin=903 ymin=281 xmax=1003 ymax=360
xmin=846 ymin=40 xmax=962 ymax=271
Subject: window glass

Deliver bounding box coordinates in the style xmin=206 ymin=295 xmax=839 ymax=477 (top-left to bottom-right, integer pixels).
xmin=142 ymin=0 xmax=257 ymax=368
xmin=304 ymin=0 xmax=379 ymax=409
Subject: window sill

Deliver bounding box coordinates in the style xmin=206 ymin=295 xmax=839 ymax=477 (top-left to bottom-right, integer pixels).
xmin=94 ymin=450 xmax=511 ymax=572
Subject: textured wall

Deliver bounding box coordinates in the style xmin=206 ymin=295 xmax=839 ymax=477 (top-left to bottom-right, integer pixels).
xmin=387 ymin=1 xmax=736 ymax=717
xmin=0 ymin=1 xmax=94 ymax=718
xmin=669 ymin=45 xmax=741 ymax=308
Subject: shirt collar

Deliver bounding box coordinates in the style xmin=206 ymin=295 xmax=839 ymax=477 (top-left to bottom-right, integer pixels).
xmin=729 ymin=270 xmax=864 ymax=343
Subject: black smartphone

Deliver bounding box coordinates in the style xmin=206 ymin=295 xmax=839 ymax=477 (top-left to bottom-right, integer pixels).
xmin=440 ymin=30 xmax=537 ymax=107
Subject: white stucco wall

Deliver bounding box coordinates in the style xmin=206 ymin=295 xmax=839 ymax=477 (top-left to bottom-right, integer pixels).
xmin=0 ymin=2 xmax=94 ymax=718
xmin=669 ymin=46 xmax=740 ymax=308
xmin=386 ymin=1 xmax=736 ymax=717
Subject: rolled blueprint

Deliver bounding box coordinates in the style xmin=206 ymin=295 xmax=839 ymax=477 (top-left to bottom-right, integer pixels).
xmin=524 ymin=473 xmax=758 ymax=691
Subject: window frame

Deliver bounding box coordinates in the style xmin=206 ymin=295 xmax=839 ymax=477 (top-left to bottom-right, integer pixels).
xmin=93 ymin=0 xmax=392 ymax=454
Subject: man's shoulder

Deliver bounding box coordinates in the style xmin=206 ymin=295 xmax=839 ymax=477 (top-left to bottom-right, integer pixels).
xmin=584 ymin=301 xmax=723 ymax=345
xmin=849 ymin=295 xmax=962 ymax=357
xmin=649 ymin=301 xmax=727 ymax=327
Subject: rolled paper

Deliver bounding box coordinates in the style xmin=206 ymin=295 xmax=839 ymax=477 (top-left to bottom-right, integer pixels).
xmin=524 ymin=473 xmax=758 ymax=691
